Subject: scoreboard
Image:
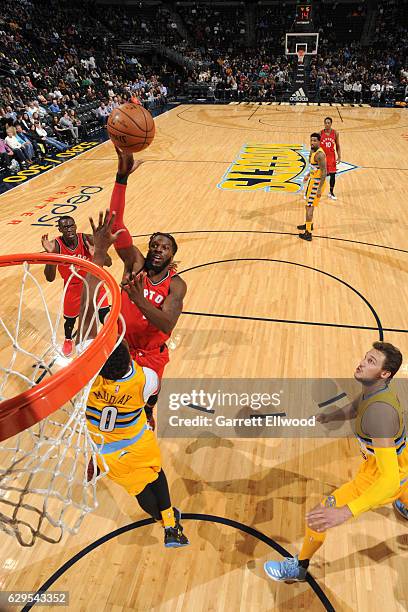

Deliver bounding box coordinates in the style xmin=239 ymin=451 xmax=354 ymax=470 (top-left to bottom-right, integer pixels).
xmin=296 ymin=4 xmax=312 ymax=24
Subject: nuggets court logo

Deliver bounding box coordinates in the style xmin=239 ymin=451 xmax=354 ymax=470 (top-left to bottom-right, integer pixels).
xmin=218 ymin=144 xmax=359 ymax=193
xmin=218 ymin=143 xmax=309 ymax=192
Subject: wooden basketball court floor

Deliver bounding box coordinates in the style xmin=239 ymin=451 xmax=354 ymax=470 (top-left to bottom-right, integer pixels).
xmin=1 ymin=105 xmax=408 ymax=611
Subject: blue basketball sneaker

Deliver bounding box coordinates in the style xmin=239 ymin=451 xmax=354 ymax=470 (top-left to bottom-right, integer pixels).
xmin=164 ymin=508 xmax=189 ymax=548
xmin=264 ymin=555 xmax=307 ymax=582
xmin=393 ymin=500 xmax=408 ymax=520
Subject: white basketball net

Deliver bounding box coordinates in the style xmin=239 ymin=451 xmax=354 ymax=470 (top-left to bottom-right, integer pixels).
xmin=0 ymin=259 xmax=122 ymax=546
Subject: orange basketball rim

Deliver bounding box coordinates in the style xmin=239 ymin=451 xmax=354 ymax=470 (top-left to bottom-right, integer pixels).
xmin=0 ymin=253 xmax=121 ymax=442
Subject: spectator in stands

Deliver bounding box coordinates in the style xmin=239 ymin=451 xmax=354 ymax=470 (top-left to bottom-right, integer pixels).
xmin=352 ymin=80 xmax=363 ymax=103
xmin=370 ymin=82 xmax=382 ymax=104
xmin=333 ymin=85 xmax=345 ymax=103
xmin=26 ymin=101 xmax=37 ymax=120
xmin=67 ymin=94 xmax=79 ymax=109
xmin=20 ymin=112 xmax=31 ymax=131
xmin=159 ymin=84 xmax=168 ymax=102
xmin=96 ymin=101 xmax=110 ymax=126
xmin=31 ymin=111 xmax=42 ymax=124
xmin=33 ymin=119 xmax=68 ymax=152
xmin=0 ymin=138 xmax=15 ymax=171
xmin=15 ymin=124 xmax=37 ymax=160
xmin=384 ymin=80 xmax=395 ymax=105
xmin=5 ymin=126 xmax=31 ymax=167
xmin=5 ymin=106 xmax=17 ymax=123
xmin=385 ymin=80 xmax=395 ymax=94
xmin=52 ymin=116 xmax=71 ymax=142
xmin=35 ymin=100 xmax=48 ymax=120
xmin=68 ymin=109 xmax=83 ymax=139
xmin=52 ymin=87 xmax=63 ymax=100
xmin=59 ymin=110 xmax=79 ymax=141
xmin=48 ymin=98 xmax=61 ymax=114
xmin=343 ymin=80 xmax=353 ymax=101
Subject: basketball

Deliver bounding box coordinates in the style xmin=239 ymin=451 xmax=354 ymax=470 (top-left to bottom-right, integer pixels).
xmin=107 ymin=103 xmax=155 ymax=153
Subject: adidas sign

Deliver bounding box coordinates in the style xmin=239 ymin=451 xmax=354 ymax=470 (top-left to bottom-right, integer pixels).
xmin=290 ymin=87 xmax=308 ymax=102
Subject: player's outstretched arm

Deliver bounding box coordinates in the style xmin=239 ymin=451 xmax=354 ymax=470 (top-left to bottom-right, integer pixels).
xmin=78 ymin=210 xmax=123 ymax=338
xmin=316 ymin=395 xmax=359 ymax=423
xmin=122 ymin=274 xmax=187 ymax=335
xmin=110 ymin=146 xmax=145 ymax=281
xmin=89 ymin=210 xmax=124 ymax=264
xmin=41 ymin=234 xmax=58 ymax=282
xmin=115 ymin=146 xmax=144 ymax=179
xmin=309 ymin=402 xmax=401 ymax=531
xmin=84 ymin=234 xmax=112 ymax=267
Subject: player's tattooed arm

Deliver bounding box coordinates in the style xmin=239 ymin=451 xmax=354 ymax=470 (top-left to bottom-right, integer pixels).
xmin=122 ymin=274 xmax=187 ymax=334
xmin=316 ymin=151 xmax=327 ymax=195
xmin=41 ymin=233 xmax=58 ymax=281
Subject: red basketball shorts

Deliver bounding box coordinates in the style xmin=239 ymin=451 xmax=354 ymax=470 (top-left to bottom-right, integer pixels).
xmin=130 ymin=344 xmax=169 ymax=380
xmin=63 ymin=283 xmax=109 ymax=318
xmin=326 ymin=156 xmax=337 ymax=174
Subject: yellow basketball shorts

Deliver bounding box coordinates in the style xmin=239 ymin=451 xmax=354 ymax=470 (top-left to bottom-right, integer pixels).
xmin=97 ymin=429 xmax=162 ymax=496
xmin=305 ymin=177 xmax=326 ymax=207
xmin=323 ymin=457 xmax=408 ymax=509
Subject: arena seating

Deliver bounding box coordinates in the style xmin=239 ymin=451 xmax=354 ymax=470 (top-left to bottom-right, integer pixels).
xmin=0 ymin=0 xmax=406 ymax=177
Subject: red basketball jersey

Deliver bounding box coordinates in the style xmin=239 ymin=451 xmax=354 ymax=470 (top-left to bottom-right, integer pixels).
xmin=320 ymin=129 xmax=337 ymax=172
xmin=121 ymin=269 xmax=178 ymax=352
xmin=55 ymin=233 xmax=92 ymax=285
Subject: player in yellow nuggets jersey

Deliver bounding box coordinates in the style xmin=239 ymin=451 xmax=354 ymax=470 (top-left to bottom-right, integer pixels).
xmin=297 ymin=133 xmax=327 ymax=242
xmin=86 ymin=341 xmax=189 ymax=548
xmin=265 ymin=342 xmax=408 ymax=582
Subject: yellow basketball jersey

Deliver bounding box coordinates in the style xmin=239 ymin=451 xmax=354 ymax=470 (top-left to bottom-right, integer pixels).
xmin=86 ymin=360 xmax=159 ymax=452
xmin=309 ymin=147 xmax=325 ymax=178
xmin=355 ymin=385 xmax=408 ymax=474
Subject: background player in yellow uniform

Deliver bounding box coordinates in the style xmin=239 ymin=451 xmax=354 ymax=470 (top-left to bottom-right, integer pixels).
xmin=264 ymin=341 xmax=408 ymax=581
xmin=83 ymin=211 xmax=189 ymax=548
xmin=298 ymin=133 xmax=327 ymax=242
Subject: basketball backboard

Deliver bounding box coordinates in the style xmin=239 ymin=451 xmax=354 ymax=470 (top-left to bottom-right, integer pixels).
xmin=285 ymin=33 xmax=319 ymax=56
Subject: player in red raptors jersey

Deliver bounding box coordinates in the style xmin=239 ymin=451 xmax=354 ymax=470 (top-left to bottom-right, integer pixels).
xmin=120 ymin=262 xmax=178 ymax=379
xmin=320 ymin=117 xmax=341 ymax=200
xmin=41 ymin=216 xmax=111 ymax=357
xmin=94 ymin=147 xmax=187 ymax=429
